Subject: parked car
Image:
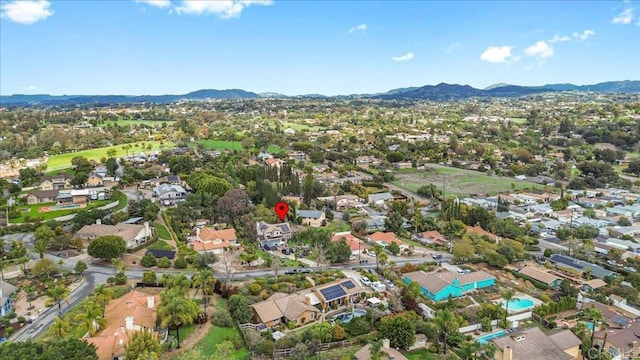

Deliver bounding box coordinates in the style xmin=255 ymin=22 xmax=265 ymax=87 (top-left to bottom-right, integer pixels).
xmin=385 ymin=279 xmax=396 ymax=289
xmin=360 ymin=277 xmax=372 ymax=286
xmin=432 ymin=253 xmax=443 ymax=260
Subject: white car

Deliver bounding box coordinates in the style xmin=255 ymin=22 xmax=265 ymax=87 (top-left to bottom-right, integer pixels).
xmin=360 ymin=277 xmax=372 ymax=286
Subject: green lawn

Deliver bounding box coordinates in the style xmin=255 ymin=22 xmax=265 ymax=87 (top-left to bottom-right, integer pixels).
xmin=392 ymin=165 xmax=544 ymax=197
xmin=281 ymin=122 xmax=325 ymax=131
xmin=98 ymin=119 xmax=175 ymax=127
xmin=10 ymin=199 xmax=113 ymax=223
xmin=404 ymin=349 xmax=437 ymax=360
xmin=195 ymin=325 xmax=249 ymax=359
xmin=281 ymin=258 xmax=303 ymax=267
xmin=147 ymin=239 xmax=173 ymax=251
xmin=195 ymin=139 xmax=281 ymax=153
xmin=154 ymin=222 xmax=171 ymax=240
xmin=46 ymin=140 xmax=175 ymax=171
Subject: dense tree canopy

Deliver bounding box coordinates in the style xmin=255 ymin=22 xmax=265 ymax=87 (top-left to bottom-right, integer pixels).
xmin=87 ymin=235 xmax=127 ymax=260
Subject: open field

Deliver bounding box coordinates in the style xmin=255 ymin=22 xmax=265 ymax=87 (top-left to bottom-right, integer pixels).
xmin=282 ymin=122 xmax=326 ymax=131
xmin=195 ymin=325 xmax=249 ymax=359
xmin=46 ymin=140 xmax=175 ymax=170
xmin=392 ymin=165 xmax=544 ymax=197
xmin=195 ymin=139 xmax=281 ymax=153
xmin=98 ymin=119 xmax=175 ymax=127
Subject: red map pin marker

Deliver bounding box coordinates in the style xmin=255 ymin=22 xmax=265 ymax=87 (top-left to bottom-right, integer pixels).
xmin=274 ymin=201 xmax=289 ymax=222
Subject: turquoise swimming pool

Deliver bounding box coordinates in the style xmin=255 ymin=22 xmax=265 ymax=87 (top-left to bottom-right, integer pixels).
xmin=476 ymin=330 xmax=506 ymax=344
xmin=503 ymin=297 xmax=534 ymax=311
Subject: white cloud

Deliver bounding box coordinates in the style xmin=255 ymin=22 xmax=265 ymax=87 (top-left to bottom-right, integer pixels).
xmin=549 ymin=34 xmax=571 ymax=43
xmin=479 ymin=46 xmax=516 ymax=63
xmin=525 ymin=40 xmax=554 ymax=59
xmin=22 ymin=85 xmax=37 ymax=91
xmin=573 ymin=29 xmax=595 ymax=41
xmin=392 ymin=52 xmax=414 ymax=61
xmin=175 ymin=0 xmax=273 ymax=18
xmin=135 ymin=0 xmax=172 ymax=8
xmin=612 ymin=8 xmax=634 ymax=24
xmin=348 ymin=23 xmax=367 ymax=34
xmin=0 ymin=0 xmax=53 ymax=24
xmin=445 ymin=43 xmax=460 ymax=53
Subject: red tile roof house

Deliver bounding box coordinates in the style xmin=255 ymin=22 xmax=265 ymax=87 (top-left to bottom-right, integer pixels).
xmin=331 ymin=231 xmax=370 ymax=254
xmin=367 ymin=231 xmax=405 ymax=249
xmin=413 ymin=230 xmax=448 ymax=246
xmin=190 ymin=227 xmax=239 ymax=255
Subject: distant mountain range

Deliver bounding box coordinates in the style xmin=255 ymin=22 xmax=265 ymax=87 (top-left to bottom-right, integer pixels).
xmin=1 ymin=81 xmax=638 ymax=105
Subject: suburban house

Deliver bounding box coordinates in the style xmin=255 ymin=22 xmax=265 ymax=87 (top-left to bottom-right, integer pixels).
xmin=26 ymin=190 xmax=59 ymax=204
xmin=190 ymin=227 xmax=239 ymax=255
xmin=367 ymin=192 xmax=394 ymax=205
xmin=593 ymin=320 xmax=640 ymax=360
xmin=165 ymin=174 xmax=182 ymax=185
xmin=296 ymin=210 xmax=325 ymax=227
xmin=317 ymin=195 xmax=363 ymax=210
xmin=86 ymin=290 xmax=164 ymax=360
xmin=38 ymin=174 xmax=73 ymax=191
xmin=403 ymin=270 xmax=496 ymax=301
xmin=86 ymin=174 xmax=104 ymax=187
xmin=257 ymin=221 xmax=292 ymax=249
xmin=518 ymin=266 xmax=562 ymax=288
xmin=491 ymin=327 xmax=581 ymax=360
xmin=354 ymin=339 xmax=408 ymax=360
xmin=251 ymin=279 xmax=364 ymax=329
xmin=76 ymin=221 xmax=153 ymax=248
xmin=363 ymin=217 xmax=386 ymax=232
xmin=367 ymin=231 xmax=403 ymax=249
xmin=287 ymin=151 xmax=307 ymax=161
xmin=153 ymin=183 xmax=187 ymax=201
xmin=549 ymin=254 xmax=617 ymax=280
xmin=354 ymin=155 xmax=382 ymax=169
xmin=251 ymin=292 xmax=321 ymax=329
xmin=0 ymin=280 xmax=17 ymax=316
xmin=413 ymin=230 xmax=448 ymax=246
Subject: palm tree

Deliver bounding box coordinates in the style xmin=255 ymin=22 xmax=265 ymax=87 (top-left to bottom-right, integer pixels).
xmin=75 ymin=302 xmax=107 ymax=336
xmin=582 ymin=306 xmax=605 ymax=347
xmin=33 ymin=237 xmax=49 ymax=259
xmin=111 ymin=258 xmax=126 ymax=275
xmin=434 ymin=309 xmax=461 ymax=354
xmin=157 ymin=289 xmax=199 ymax=348
xmin=46 ymin=285 xmax=71 ymax=316
xmin=372 ymin=245 xmax=388 ymax=272
xmin=369 ymin=340 xmax=384 ymax=360
xmin=191 ymin=269 xmax=216 ymax=314
xmin=92 ymin=284 xmax=112 ymax=313
xmin=159 ymin=273 xmax=192 ymax=295
xmin=51 ymin=317 xmax=71 ymax=338
xmin=502 ymin=289 xmax=515 ymax=328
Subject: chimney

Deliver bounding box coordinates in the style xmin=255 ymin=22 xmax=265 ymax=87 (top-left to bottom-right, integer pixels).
xmin=144 ymin=221 xmax=150 ymax=236
xmin=503 ymin=346 xmax=513 ymax=360
xmin=147 ymin=296 xmax=155 ymax=309
xmin=125 ymin=316 xmax=134 ymax=330
xmin=382 ymin=339 xmax=390 ymax=349
xmin=96 ymin=218 xmax=101 ymax=225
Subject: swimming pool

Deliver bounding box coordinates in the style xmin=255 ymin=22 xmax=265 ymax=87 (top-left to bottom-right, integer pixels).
xmin=476 ymin=330 xmax=506 ymax=344
xmin=335 ymin=309 xmax=367 ymax=323
xmin=503 ymin=297 xmax=534 ymax=311
xmin=584 ymin=322 xmax=594 ymax=331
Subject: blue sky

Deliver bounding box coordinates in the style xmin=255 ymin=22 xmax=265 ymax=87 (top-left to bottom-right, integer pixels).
xmin=1 ymin=0 xmax=639 ymax=96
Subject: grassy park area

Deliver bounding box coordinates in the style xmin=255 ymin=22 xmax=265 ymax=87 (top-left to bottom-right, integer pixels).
xmin=195 ymin=139 xmax=281 ymax=153
xmin=392 ymin=165 xmax=543 ymax=197
xmin=46 ymin=140 xmax=175 ymax=171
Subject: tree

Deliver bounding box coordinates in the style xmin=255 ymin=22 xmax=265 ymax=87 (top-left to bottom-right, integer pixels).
xmin=159 ymin=273 xmax=192 ymax=295
xmin=51 ymin=317 xmax=71 ymax=339
xmin=384 ymin=211 xmax=404 ymax=234
xmin=214 ymin=340 xmax=235 ymax=358
xmin=47 ymin=285 xmax=71 ymax=315
xmin=73 ymin=260 xmax=88 ymax=276
xmin=141 ymin=253 xmax=158 ymax=267
xmin=71 ymin=172 xmax=89 ymax=187
xmin=326 ymin=238 xmax=352 ymax=263
xmin=433 ymin=309 xmax=463 ymax=354
xmin=271 ymin=256 xmax=282 ymax=279
xmin=387 ymin=241 xmax=401 ymax=256
xmin=228 ymin=295 xmax=254 ymax=324
xmin=0 ymin=338 xmax=99 ymax=360
xmin=142 ymin=271 xmax=157 ymax=285
xmin=219 ymin=250 xmax=239 ymax=286
xmin=379 ymin=314 xmax=416 ymax=350
xmin=194 ymin=252 xmax=217 ymax=269
xmin=624 ymin=159 xmax=640 ymax=176
xmin=313 ymin=241 xmax=328 ymax=271
xmin=442 ymin=220 xmax=467 ymax=252
xmin=87 ymin=235 xmax=126 ymax=260
xmin=92 ymin=285 xmax=113 ymax=311
xmin=128 ymin=199 xmax=160 ymax=222
xmin=192 ymin=269 xmax=216 ymax=313
xmin=158 ymin=289 xmax=199 ymax=348
xmin=617 ymin=216 xmax=632 ymax=226
xmin=75 ymin=302 xmax=107 ymax=336
xmin=369 ymin=340 xmax=384 ymax=360
xmin=125 ymin=329 xmax=162 ymax=360
xmin=453 ymin=239 xmax=475 ymax=262
xmin=502 ymin=289 xmax=515 ymax=327
xmin=582 ymin=306 xmax=605 ymax=346
xmin=34 ymin=225 xmax=55 ymax=258
xmin=543 ymin=249 xmax=552 ymax=258
xmin=216 ymin=189 xmax=253 ymax=223
xmin=31 ymin=258 xmax=58 ymax=279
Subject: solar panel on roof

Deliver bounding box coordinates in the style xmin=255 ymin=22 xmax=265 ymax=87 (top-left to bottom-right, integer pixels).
xmin=320 ymin=285 xmax=347 ymax=301
xmin=612 ymin=316 xmax=629 ymax=326
xmin=552 ymin=255 xmax=584 ymax=270
xmin=343 ymin=280 xmax=355 ymax=289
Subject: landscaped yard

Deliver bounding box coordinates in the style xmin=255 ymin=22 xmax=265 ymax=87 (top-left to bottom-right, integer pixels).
xmin=98 ymin=119 xmax=176 ymax=127
xmin=147 ymin=239 xmax=174 ymax=251
xmin=46 ymin=140 xmax=175 ymax=171
xmin=392 ymin=165 xmax=544 ymax=197
xmin=154 ymin=222 xmax=171 ymax=240
xmin=194 ymin=325 xmax=249 ymax=359
xmin=195 ymin=139 xmax=281 ymax=153
xmin=404 ymin=349 xmax=437 ymax=360
xmin=10 ymin=199 xmax=111 ymax=223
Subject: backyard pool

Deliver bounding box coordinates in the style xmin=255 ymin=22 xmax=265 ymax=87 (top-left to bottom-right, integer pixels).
xmin=334 ymin=309 xmax=367 ymax=323
xmin=503 ymin=297 xmax=534 ymax=311
xmin=584 ymin=322 xmax=594 ymax=331
xmin=476 ymin=330 xmax=507 ymax=344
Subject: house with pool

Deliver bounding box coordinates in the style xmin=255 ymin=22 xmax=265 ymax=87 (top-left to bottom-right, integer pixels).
xmin=403 ymin=270 xmax=495 ymax=301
